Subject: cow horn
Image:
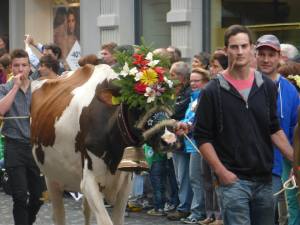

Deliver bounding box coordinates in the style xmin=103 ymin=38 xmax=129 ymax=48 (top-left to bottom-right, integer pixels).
xmin=135 ymin=106 xmax=173 ymax=130
xmin=142 ymin=119 xmax=177 ymax=140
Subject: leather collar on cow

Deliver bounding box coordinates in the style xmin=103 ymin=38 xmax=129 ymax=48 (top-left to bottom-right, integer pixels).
xmin=117 ymin=103 xmax=141 ymax=146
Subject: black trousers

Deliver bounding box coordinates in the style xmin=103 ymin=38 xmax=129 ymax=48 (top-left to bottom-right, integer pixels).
xmin=4 ymin=138 xmax=44 ymax=225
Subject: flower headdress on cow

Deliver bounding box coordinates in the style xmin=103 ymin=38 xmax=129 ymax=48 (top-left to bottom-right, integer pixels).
xmin=112 ymin=43 xmax=175 ymax=111
xmin=287 ymin=75 xmax=300 ymax=92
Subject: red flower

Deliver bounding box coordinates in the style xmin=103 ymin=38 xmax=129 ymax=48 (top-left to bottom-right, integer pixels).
xmin=134 ymin=82 xmax=147 ymax=94
xmin=154 ymin=67 xmax=165 ymax=82
xmin=133 ymin=53 xmax=149 ymax=67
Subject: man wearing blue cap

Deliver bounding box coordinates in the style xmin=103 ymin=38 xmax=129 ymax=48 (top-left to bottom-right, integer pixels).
xmin=256 ymin=34 xmax=300 ymax=225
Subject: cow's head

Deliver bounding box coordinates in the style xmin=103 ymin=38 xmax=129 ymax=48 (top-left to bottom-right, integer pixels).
xmin=97 ymin=82 xmax=181 ymax=153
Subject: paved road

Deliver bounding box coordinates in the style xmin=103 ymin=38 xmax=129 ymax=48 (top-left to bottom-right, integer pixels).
xmin=0 ymin=191 xmax=182 ymax=225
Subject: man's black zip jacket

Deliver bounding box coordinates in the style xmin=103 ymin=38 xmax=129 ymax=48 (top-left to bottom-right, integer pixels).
xmin=193 ymin=71 xmax=281 ymax=182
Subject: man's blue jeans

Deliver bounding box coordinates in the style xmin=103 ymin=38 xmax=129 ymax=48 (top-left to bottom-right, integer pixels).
xmin=172 ymin=151 xmax=193 ymax=212
xmin=217 ymin=179 xmax=274 ymax=225
xmin=189 ymin=152 xmax=206 ymax=219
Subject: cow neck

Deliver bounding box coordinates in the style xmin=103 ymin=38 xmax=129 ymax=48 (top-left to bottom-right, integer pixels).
xmin=117 ymin=103 xmax=139 ymax=146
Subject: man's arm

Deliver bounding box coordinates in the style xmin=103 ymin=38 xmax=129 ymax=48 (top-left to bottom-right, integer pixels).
xmin=271 ymin=129 xmax=294 ymax=162
xmin=24 ymin=35 xmax=40 ymax=69
xmin=0 ymin=74 xmax=22 ymax=116
xmin=200 ymin=142 xmax=237 ymax=185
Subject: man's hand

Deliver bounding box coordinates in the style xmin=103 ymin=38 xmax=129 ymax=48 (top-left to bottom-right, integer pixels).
xmin=24 ymin=34 xmax=34 ymax=46
xmin=13 ymin=73 xmax=25 ymax=89
xmin=215 ymin=168 xmax=238 ymax=186
xmin=175 ymin=122 xmax=189 ymax=136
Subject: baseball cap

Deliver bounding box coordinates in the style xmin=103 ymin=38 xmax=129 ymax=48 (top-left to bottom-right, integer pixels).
xmin=256 ymin=34 xmax=280 ymax=51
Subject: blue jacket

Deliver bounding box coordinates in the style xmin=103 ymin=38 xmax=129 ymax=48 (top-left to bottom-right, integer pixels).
xmin=181 ymin=90 xmax=200 ymax=153
xmin=272 ymin=75 xmax=299 ymax=176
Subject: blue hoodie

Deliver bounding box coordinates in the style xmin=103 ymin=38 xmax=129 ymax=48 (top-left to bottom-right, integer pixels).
xmin=181 ymin=90 xmax=201 ymax=153
xmin=272 ymin=75 xmax=299 ymax=176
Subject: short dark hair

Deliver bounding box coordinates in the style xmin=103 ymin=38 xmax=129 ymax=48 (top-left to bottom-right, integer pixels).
xmin=224 ymin=24 xmax=253 ymax=47
xmin=10 ymin=49 xmax=29 ymax=62
xmin=0 ymin=54 xmax=11 ymax=69
xmin=40 ymin=55 xmax=60 ymax=74
xmin=211 ymin=53 xmax=228 ymax=70
xmin=43 ymin=43 xmax=62 ymax=59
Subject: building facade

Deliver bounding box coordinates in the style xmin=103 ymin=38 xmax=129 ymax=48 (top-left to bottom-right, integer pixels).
xmin=5 ymin=0 xmax=300 ymax=62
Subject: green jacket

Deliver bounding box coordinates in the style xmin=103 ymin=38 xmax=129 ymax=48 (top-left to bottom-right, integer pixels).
xmin=143 ymin=144 xmax=166 ymax=167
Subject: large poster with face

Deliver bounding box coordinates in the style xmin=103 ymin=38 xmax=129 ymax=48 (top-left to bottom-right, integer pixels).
xmin=53 ymin=6 xmax=81 ymax=70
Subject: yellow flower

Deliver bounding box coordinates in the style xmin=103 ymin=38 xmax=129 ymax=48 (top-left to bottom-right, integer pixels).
xmin=140 ymin=68 xmax=158 ymax=85
xmin=287 ymin=75 xmax=300 ymax=88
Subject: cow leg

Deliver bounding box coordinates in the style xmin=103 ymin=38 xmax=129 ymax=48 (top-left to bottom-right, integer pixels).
xmin=82 ymin=196 xmax=91 ymax=225
xmin=45 ymin=178 xmax=65 ymax=225
xmin=81 ymin=160 xmax=113 ymax=225
xmin=111 ymin=172 xmax=132 ymax=225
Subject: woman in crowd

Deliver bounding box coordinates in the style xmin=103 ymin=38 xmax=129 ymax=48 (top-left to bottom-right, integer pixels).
xmin=178 ymin=68 xmax=210 ymax=224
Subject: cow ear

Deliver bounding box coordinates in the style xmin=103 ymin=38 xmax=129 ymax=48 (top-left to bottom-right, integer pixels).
xmin=97 ymin=89 xmax=120 ymax=106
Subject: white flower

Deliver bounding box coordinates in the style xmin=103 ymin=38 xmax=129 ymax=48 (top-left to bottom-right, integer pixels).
xmin=120 ymin=62 xmax=138 ymax=77
xmin=148 ymin=60 xmax=160 ymax=68
xmin=146 ymin=52 xmax=159 ymax=67
xmin=129 ymin=67 xmax=138 ymax=76
xmin=164 ymin=77 xmax=173 ymax=88
xmin=145 ymin=52 xmax=154 ymax=61
xmin=144 ymin=87 xmax=156 ymax=103
xmin=134 ymin=71 xmax=143 ymax=81
xmin=161 ymin=127 xmax=177 ymax=144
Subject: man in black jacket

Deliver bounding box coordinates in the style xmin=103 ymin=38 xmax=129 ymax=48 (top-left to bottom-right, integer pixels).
xmin=193 ymin=25 xmax=293 ymax=225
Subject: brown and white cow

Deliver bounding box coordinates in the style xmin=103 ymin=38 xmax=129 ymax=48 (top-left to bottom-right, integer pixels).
xmin=30 ymin=64 xmax=178 ymax=225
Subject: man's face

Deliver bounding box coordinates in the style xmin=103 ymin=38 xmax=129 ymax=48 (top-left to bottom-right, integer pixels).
xmin=192 ymin=57 xmax=203 ymax=69
xmin=225 ymin=33 xmax=253 ymax=68
xmin=100 ymin=49 xmax=115 ymax=66
xmin=43 ymin=49 xmax=57 ymax=60
xmin=256 ymin=47 xmax=280 ymax=76
xmin=11 ymin=57 xmax=30 ymax=78
xmin=38 ymin=64 xmax=51 ymax=77
xmin=170 ymin=69 xmax=185 ymax=95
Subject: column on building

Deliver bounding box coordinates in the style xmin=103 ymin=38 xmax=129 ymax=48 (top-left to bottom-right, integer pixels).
xmin=96 ymin=0 xmax=135 ymax=49
xmin=167 ymin=0 xmax=203 ymax=60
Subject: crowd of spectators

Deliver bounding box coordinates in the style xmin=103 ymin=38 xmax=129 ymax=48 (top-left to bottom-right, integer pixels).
xmin=1 ymin=23 xmax=300 ymax=225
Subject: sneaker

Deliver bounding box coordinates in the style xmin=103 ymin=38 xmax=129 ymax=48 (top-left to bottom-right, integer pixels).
xmin=167 ymin=210 xmax=190 ymax=221
xmin=164 ymin=202 xmax=176 ymax=212
xmin=147 ymin=208 xmax=166 ymax=216
xmin=198 ymin=217 xmax=215 ymax=225
xmin=181 ymin=216 xmax=199 ymax=224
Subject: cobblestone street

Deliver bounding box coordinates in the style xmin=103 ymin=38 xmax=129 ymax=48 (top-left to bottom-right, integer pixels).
xmin=0 ymin=191 xmax=181 ymax=225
